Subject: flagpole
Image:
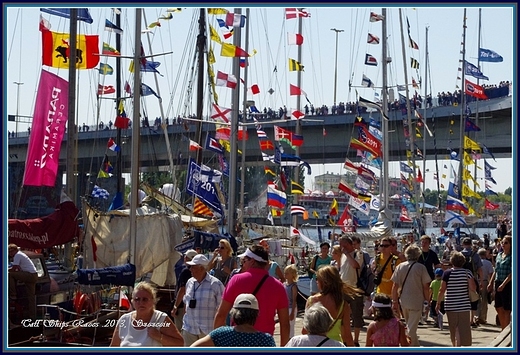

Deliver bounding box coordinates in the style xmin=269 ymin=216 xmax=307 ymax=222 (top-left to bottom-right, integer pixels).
xmin=239 ymin=8 xmax=250 ymax=225
xmin=63 ymin=9 xmax=78 ymax=270
xmin=457 ymin=8 xmax=467 ymax=198
xmin=399 ymin=9 xmax=422 ymax=230
xmin=129 ymin=8 xmax=142 ymax=266
xmin=291 ymin=9 xmax=303 ymax=230
xmin=228 ymin=7 xmax=242 ymax=236
xmin=330 ymin=28 xmax=344 ymax=106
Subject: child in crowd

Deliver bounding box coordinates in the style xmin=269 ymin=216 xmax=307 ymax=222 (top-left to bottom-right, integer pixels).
xmin=429 ymin=268 xmax=444 ymax=328
xmin=365 ymin=293 xmax=410 ymax=347
xmin=284 ymin=264 xmax=299 ymax=338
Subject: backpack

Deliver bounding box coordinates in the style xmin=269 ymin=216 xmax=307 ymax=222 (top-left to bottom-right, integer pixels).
xmin=356 ymin=251 xmax=375 ymax=296
xmin=462 ymin=251 xmax=477 ymax=276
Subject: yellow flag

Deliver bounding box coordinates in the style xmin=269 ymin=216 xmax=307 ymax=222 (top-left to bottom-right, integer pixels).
xmin=208 ymin=47 xmax=216 ymax=64
xmin=208 ymin=8 xmax=228 ymax=14
xmin=329 ymin=198 xmax=338 ymax=216
xmin=462 ymin=183 xmax=482 ymax=199
xmin=415 ymin=126 xmax=423 ymax=138
xmin=288 ymin=58 xmax=304 ymax=71
xmin=209 ymin=24 xmax=222 ymax=44
xmin=463 ymin=151 xmax=475 ymax=166
xmin=313 ymin=210 xmax=319 ymax=218
xmin=464 ymin=136 xmax=481 ymax=151
xmin=406 ymin=150 xmax=412 ymax=158
xmin=219 ymin=139 xmax=241 ymax=154
xmin=220 ymin=43 xmax=249 ymax=57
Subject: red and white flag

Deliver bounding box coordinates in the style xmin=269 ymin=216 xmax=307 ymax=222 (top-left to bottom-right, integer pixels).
xmin=98 ymin=84 xmax=115 ymax=95
xmin=285 ymin=8 xmax=310 ymax=19
xmin=484 ymin=199 xmax=500 ymax=210
xmin=287 ymin=32 xmax=304 ymax=45
xmin=337 ymin=207 xmax=353 ymax=232
xmin=465 ymin=79 xmax=488 ymax=100
xmin=216 ymin=71 xmax=237 ymax=89
xmin=370 ymin=12 xmax=384 ymax=22
xmin=289 ymin=84 xmax=307 ymax=96
xmin=211 ymin=103 xmax=231 ymax=123
xmin=225 ymin=12 xmax=245 ymax=27
xmin=291 ymin=110 xmax=305 ymax=120
xmin=189 ymin=139 xmax=202 ymax=151
xmin=367 ymin=33 xmax=380 ymax=44
xmin=365 ymin=53 xmax=378 ymax=66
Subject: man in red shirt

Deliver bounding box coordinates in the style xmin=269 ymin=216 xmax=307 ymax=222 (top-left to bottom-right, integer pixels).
xmin=214 ymin=245 xmax=290 ymax=346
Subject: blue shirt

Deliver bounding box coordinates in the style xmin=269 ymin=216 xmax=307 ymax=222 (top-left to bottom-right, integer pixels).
xmin=209 ymin=326 xmax=275 ymax=347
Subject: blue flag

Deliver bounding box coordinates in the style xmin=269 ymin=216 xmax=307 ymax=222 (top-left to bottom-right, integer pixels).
xmin=400 ymin=161 xmax=414 ymax=174
xmin=185 ymin=158 xmax=223 ymax=215
xmin=40 ymin=8 xmax=93 ymax=23
xmin=105 ymin=19 xmax=123 ymax=34
xmin=98 ymin=63 xmax=114 ymax=75
xmin=482 ymin=144 xmax=496 ymax=162
xmin=465 ymin=117 xmax=481 ymax=132
xmin=479 ymin=48 xmax=503 ymax=63
xmin=140 ymin=83 xmax=161 ymax=99
xmin=464 ymin=60 xmax=489 ymax=80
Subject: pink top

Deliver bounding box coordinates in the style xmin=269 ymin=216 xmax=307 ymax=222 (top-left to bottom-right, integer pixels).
xmin=223 ymin=267 xmax=288 ymax=335
xmin=369 ymin=317 xmax=400 ymax=346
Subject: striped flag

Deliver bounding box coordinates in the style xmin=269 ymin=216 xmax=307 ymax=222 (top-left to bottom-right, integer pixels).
xmin=287 ymin=32 xmax=304 ymax=45
xmin=291 ymin=204 xmax=306 ymax=215
xmin=193 ymin=197 xmax=214 ymax=216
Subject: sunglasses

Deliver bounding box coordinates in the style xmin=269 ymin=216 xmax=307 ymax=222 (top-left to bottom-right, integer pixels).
xmin=380 ymin=244 xmax=391 ymax=248
xmin=133 ymin=297 xmax=150 ymax=302
xmin=219 ymin=246 xmax=225 ymax=249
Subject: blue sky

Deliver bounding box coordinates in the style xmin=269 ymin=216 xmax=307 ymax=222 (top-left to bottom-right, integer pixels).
xmin=5 ymin=6 xmax=514 ymax=193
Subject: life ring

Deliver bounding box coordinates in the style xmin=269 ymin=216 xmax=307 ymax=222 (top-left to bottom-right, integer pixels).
xmin=75 ymin=294 xmax=93 ymax=315
xmin=73 ymin=291 xmax=83 ymax=313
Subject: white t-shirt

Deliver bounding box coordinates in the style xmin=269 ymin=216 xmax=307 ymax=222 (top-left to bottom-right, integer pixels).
xmin=13 ymin=251 xmax=37 ymax=273
xmin=285 ymin=334 xmax=345 ymax=347
xmin=118 ymin=310 xmax=168 ymax=347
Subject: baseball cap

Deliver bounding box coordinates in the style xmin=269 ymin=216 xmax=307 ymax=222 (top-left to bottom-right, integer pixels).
xmin=184 ymin=249 xmax=198 ymax=260
xmin=233 ymin=293 xmax=259 ymax=310
xmin=434 ymin=268 xmax=444 ymax=276
xmin=186 ymin=254 xmax=209 ymax=266
xmin=462 ymin=237 xmax=472 ymax=245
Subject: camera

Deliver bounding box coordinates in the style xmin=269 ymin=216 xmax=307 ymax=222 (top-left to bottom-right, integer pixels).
xmin=189 ymin=299 xmax=197 ymax=308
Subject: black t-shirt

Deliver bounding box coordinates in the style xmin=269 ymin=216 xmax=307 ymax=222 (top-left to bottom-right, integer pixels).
xmin=417 ymin=250 xmax=440 ymax=280
xmin=176 ymin=267 xmax=192 ymax=309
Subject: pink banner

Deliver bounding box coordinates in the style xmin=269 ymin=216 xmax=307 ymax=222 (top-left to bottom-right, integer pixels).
xmin=23 ymin=70 xmax=69 ymax=186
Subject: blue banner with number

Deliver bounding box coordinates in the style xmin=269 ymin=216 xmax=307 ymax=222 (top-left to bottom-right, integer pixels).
xmin=186 ymin=158 xmax=224 ymax=215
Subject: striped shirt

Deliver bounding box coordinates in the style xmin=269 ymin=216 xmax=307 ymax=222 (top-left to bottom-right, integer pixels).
xmin=442 ymin=268 xmax=471 ymax=312
xmin=183 ymin=273 xmax=224 ymax=335
xmin=494 ymin=252 xmax=511 ymax=283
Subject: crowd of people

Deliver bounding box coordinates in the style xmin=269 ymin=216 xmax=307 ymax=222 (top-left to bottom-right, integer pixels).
xmin=7 ymin=81 xmax=510 ymax=139
xmin=8 ymin=226 xmax=511 ymax=347
xmin=110 ymin=230 xmax=509 ymax=347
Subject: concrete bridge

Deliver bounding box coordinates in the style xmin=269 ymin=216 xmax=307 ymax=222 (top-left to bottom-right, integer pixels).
xmin=7 ymin=95 xmax=512 ymax=173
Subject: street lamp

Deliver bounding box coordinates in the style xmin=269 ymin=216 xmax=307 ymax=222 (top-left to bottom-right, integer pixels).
xmin=13 ymin=81 xmax=23 ymax=137
xmin=330 ymin=28 xmax=344 ymax=106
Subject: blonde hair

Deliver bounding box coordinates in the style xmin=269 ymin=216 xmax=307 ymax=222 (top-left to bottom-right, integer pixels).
xmin=331 ymin=245 xmax=342 ymax=255
xmin=218 ymin=239 xmax=233 ymax=257
xmin=132 ymin=281 xmax=158 ymax=305
xmin=316 ymin=265 xmax=362 ymax=308
xmin=284 ymin=264 xmax=299 ymax=281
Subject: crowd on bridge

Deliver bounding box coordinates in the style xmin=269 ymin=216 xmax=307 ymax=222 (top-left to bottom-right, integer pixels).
xmin=7 ymin=80 xmax=510 ymax=138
